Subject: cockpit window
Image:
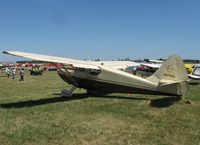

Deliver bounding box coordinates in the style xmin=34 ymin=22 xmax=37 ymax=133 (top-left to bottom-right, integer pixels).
xmin=75 ymin=68 xmax=101 ymax=75
xmin=89 ymin=69 xmax=101 ymax=75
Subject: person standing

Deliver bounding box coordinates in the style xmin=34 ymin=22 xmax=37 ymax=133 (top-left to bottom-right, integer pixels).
xmin=5 ymin=67 xmax=11 ymax=78
xmin=19 ymin=68 xmax=24 ymax=81
xmin=11 ymin=68 xmax=16 ymax=79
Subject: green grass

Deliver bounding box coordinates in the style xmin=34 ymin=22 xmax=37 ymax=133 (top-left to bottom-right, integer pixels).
xmin=0 ymin=71 xmax=200 ymax=145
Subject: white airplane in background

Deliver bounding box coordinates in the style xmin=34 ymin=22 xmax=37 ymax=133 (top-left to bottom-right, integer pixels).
xmin=188 ymin=64 xmax=200 ymax=84
xmin=3 ymin=51 xmax=188 ymax=98
xmin=0 ymin=63 xmax=7 ymax=70
xmin=149 ymin=59 xmax=164 ymax=64
xmin=0 ymin=64 xmax=3 ymax=69
xmin=135 ymin=63 xmax=162 ymax=77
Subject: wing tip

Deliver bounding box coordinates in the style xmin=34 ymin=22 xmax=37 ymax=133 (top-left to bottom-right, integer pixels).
xmin=2 ymin=51 xmax=9 ymax=54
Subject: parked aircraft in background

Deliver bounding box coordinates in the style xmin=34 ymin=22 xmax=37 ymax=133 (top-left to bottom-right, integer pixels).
xmin=135 ymin=63 xmax=161 ymax=77
xmin=134 ymin=61 xmax=199 ymax=84
xmin=21 ymin=62 xmax=32 ymax=67
xmin=0 ymin=63 xmax=14 ymax=69
xmin=148 ymin=59 xmax=164 ymax=64
xmin=188 ymin=64 xmax=200 ymax=84
xmin=185 ymin=64 xmax=194 ymax=74
xmin=0 ymin=64 xmax=4 ymax=69
xmin=3 ymin=51 xmax=188 ymax=98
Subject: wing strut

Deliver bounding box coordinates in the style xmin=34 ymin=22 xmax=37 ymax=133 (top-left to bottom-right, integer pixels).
xmin=55 ymin=63 xmax=79 ymax=87
xmin=54 ymin=63 xmax=78 ymax=97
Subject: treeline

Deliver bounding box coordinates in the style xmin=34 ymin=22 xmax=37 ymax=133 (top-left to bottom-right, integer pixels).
xmin=16 ymin=60 xmax=47 ymax=63
xmin=183 ymin=59 xmax=200 ymax=64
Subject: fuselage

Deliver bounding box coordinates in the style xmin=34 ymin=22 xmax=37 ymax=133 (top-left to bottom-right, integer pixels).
xmin=57 ymin=66 xmax=180 ymax=96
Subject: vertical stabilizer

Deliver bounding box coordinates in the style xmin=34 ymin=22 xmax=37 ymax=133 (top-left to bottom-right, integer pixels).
xmin=147 ymin=55 xmax=188 ymax=96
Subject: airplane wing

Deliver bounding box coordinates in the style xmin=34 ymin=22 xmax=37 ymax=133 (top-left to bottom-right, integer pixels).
xmin=3 ymin=51 xmax=99 ymax=69
xmin=3 ymin=51 xmax=141 ymax=70
xmin=188 ymin=74 xmax=200 ymax=80
xmin=140 ymin=63 xmax=162 ymax=68
xmin=92 ymin=61 xmax=140 ymax=70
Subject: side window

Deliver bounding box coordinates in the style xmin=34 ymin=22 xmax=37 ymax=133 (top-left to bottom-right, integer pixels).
xmin=74 ymin=67 xmax=100 ymax=75
xmin=79 ymin=68 xmax=85 ymax=72
xmin=89 ymin=69 xmax=101 ymax=75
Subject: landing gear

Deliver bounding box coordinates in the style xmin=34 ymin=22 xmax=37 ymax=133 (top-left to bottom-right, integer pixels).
xmin=55 ymin=64 xmax=79 ymax=97
xmin=61 ymin=86 xmax=77 ymax=97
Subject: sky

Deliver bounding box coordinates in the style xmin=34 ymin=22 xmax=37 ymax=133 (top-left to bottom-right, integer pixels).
xmin=0 ymin=0 xmax=200 ymax=62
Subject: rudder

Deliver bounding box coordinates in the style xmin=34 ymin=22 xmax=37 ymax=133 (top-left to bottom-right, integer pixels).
xmin=147 ymin=55 xmax=188 ymax=96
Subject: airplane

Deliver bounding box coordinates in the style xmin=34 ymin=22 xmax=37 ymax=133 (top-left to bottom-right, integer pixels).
xmin=0 ymin=63 xmax=9 ymax=70
xmin=185 ymin=64 xmax=194 ymax=74
xmin=188 ymin=64 xmax=200 ymax=84
xmin=0 ymin=64 xmax=4 ymax=69
xmin=3 ymin=51 xmax=188 ymax=98
xmin=148 ymin=59 xmax=164 ymax=64
xmin=135 ymin=62 xmax=198 ymax=80
xmin=134 ymin=63 xmax=161 ymax=77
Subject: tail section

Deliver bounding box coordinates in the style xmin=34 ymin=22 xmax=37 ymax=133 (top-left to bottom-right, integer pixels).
xmin=147 ymin=55 xmax=188 ymax=96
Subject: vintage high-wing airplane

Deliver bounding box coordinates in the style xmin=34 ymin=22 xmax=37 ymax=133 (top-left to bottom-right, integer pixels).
xmin=3 ymin=51 xmax=188 ymax=97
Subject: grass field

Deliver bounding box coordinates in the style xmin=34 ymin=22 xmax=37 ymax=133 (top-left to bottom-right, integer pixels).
xmin=0 ymin=71 xmax=200 ymax=145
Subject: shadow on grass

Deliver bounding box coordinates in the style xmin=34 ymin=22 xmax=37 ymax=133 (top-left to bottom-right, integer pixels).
xmin=149 ymin=96 xmax=181 ymax=108
xmin=92 ymin=95 xmax=182 ymax=108
xmin=0 ymin=93 xmax=181 ymax=109
xmin=91 ymin=95 xmax=149 ymax=101
xmin=0 ymin=93 xmax=89 ymax=109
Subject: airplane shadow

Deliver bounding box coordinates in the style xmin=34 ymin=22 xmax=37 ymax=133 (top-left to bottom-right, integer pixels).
xmin=189 ymin=83 xmax=200 ymax=85
xmin=148 ymin=96 xmax=182 ymax=108
xmin=0 ymin=93 xmax=181 ymax=109
xmin=0 ymin=93 xmax=89 ymax=109
xmin=91 ymin=95 xmax=149 ymax=101
xmin=92 ymin=95 xmax=182 ymax=108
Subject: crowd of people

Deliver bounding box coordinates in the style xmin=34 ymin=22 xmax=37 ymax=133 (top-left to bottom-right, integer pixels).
xmin=5 ymin=67 xmax=25 ymax=81
xmin=1 ymin=65 xmax=49 ymax=81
